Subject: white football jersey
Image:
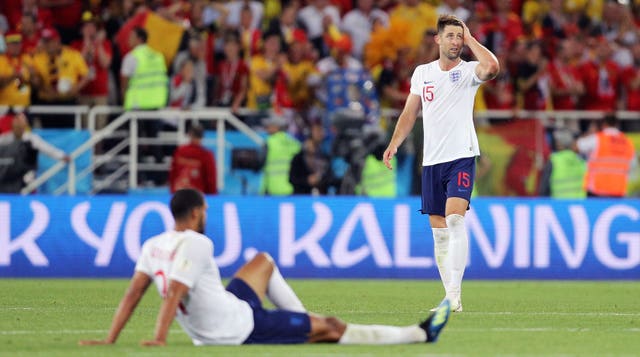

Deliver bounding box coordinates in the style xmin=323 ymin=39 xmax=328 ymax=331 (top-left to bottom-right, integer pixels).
xmin=410 ymin=60 xmax=483 ymax=166
xmin=135 ymin=230 xmax=254 ymax=345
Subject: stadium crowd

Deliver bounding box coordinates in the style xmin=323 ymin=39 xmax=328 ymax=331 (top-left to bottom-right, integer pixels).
xmin=0 ymin=0 xmax=639 ymax=196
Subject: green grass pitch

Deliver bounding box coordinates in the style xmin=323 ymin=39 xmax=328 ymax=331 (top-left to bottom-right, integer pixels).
xmin=1 ymin=279 xmax=638 ymax=356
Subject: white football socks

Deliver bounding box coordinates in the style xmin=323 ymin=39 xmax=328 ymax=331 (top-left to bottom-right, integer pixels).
xmin=338 ymin=324 xmax=426 ymax=344
xmin=266 ymin=265 xmax=306 ymax=313
xmin=444 ymin=214 xmax=469 ymax=299
xmin=432 ymin=228 xmax=450 ymax=293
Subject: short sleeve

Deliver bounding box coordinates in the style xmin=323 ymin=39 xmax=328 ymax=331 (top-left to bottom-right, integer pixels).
xmin=134 ymin=242 xmax=153 ymax=277
xmin=469 ymin=61 xmax=483 ymax=86
xmin=410 ymin=66 xmax=421 ymax=96
xmin=169 ymin=237 xmax=212 ymax=288
xmin=120 ymin=54 xmax=137 ymax=77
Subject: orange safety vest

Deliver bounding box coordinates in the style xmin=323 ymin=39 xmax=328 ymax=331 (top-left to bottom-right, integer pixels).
xmin=585 ymin=131 xmax=635 ymax=197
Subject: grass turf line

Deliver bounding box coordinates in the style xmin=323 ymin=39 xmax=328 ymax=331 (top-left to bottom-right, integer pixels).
xmin=0 ymin=279 xmax=638 ymax=356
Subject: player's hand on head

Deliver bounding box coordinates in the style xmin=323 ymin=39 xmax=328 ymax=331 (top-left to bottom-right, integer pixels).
xmin=140 ymin=339 xmax=166 ymax=347
xmin=78 ymin=339 xmax=113 ymax=346
xmin=461 ymin=21 xmax=472 ymax=42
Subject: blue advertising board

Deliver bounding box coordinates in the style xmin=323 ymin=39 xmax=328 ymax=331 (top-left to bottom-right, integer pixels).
xmin=0 ymin=195 xmax=638 ymax=279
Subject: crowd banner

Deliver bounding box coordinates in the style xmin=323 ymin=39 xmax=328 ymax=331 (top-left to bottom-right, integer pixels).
xmin=0 ymin=195 xmax=638 ymax=279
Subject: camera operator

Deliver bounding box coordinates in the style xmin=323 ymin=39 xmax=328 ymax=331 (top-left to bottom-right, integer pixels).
xmin=331 ymin=108 xmax=395 ymax=196
xmin=289 ymin=122 xmax=339 ymax=195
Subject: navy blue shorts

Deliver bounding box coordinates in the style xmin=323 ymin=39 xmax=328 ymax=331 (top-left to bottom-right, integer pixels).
xmin=421 ymin=157 xmax=476 ymax=216
xmin=226 ymin=278 xmax=311 ymax=344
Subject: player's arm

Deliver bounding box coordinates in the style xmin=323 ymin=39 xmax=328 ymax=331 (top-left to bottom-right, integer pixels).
xmin=79 ymin=272 xmax=152 ymax=345
xmin=461 ymin=22 xmax=499 ymax=82
xmin=141 ymin=280 xmax=190 ymax=346
xmin=383 ymin=93 xmax=421 ymax=170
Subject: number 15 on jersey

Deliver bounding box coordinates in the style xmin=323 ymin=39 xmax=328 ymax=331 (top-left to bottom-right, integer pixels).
xmin=423 ymin=85 xmax=434 ymax=102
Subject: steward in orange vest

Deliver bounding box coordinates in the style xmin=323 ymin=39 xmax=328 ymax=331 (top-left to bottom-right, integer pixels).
xmin=577 ymin=115 xmax=637 ymax=197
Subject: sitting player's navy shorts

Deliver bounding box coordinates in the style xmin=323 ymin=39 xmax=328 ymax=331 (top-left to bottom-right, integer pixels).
xmin=421 ymin=156 xmax=476 ymax=216
xmin=226 ymin=278 xmax=311 ymax=344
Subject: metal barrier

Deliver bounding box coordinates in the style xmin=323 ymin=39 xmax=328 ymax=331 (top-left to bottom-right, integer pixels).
xmin=2 ymin=105 xmax=638 ymax=195
xmin=20 ymin=106 xmax=265 ymax=195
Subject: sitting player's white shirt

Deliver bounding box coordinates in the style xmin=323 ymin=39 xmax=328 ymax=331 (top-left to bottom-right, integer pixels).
xmin=410 ymin=60 xmax=484 ymax=166
xmin=135 ymin=229 xmax=254 ymax=345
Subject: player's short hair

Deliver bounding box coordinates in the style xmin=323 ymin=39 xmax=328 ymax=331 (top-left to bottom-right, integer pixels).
xmin=170 ymin=189 xmax=205 ymax=220
xmin=437 ymin=15 xmax=463 ymax=34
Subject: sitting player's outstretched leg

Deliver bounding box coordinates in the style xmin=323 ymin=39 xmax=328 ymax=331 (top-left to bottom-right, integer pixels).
xmin=308 ymin=299 xmax=451 ymax=344
xmin=234 ymin=252 xmax=306 ymax=313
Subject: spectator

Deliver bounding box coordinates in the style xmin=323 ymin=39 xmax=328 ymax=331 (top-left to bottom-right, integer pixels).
xmin=261 ymin=114 xmax=301 ymax=196
xmin=577 ymin=114 xmax=637 ymax=197
xmin=538 ymin=129 xmax=586 ymax=198
xmin=622 ymin=41 xmax=640 ymax=111
xmin=289 ymin=122 xmax=337 ymax=195
xmin=32 ymin=27 xmax=89 ymax=128
xmin=189 ymin=1 xmax=220 ymax=82
xmin=71 ymin=12 xmax=113 ymax=130
xmin=39 ymin=0 xmax=83 ymax=44
xmin=20 ymin=0 xmax=54 ymax=31
xmin=19 ymin=13 xmax=41 ymax=56
xmin=298 ymin=0 xmax=342 ymax=58
xmin=224 ymin=0 xmax=264 ymax=31
xmin=276 ymin=29 xmax=316 ymax=133
xmin=436 ymin=0 xmax=471 ymax=22
xmin=414 ymin=28 xmax=440 ymax=65
xmin=341 ymin=0 xmax=389 ymax=60
xmin=0 ymin=31 xmax=35 ymax=107
xmin=514 ymin=41 xmax=549 ymax=110
xmin=238 ymin=4 xmax=262 ymax=63
xmin=310 ymin=33 xmax=363 ymax=112
xmin=172 ymin=35 xmax=207 ymax=109
xmin=169 ymin=124 xmax=217 ymax=194
xmin=547 ymin=38 xmax=584 ymax=110
xmin=483 ymin=52 xmax=515 ymax=110
xmin=579 ymin=36 xmax=621 ymax=111
xmin=212 ymin=31 xmax=249 ymax=113
xmin=265 ymin=2 xmax=302 ymax=51
xmin=0 ymin=112 xmax=69 ymax=193
xmin=169 ymin=58 xmax=198 ymax=110
xmin=120 ymin=27 xmax=168 ymax=111
xmin=482 ymin=0 xmax=524 ymax=55
xmin=388 ymin=0 xmax=438 ymax=49
xmin=247 ymin=32 xmax=284 ymax=111
xmin=0 ymin=14 xmax=7 ymax=54
xmin=377 ymin=47 xmax=413 ymax=110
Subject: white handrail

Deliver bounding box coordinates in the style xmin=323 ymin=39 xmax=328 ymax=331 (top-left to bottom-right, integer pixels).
xmin=20 ymin=107 xmax=265 ymax=195
xmin=13 ymin=106 xmax=640 ymax=196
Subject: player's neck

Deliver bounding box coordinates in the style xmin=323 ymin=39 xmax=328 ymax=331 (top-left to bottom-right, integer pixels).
xmin=438 ymin=57 xmax=461 ymax=71
xmin=174 ymin=221 xmax=194 ymax=232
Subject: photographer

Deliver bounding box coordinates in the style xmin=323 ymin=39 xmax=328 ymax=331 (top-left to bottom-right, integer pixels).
xmin=289 ymin=122 xmax=339 ymax=195
xmin=0 ymin=111 xmax=69 ymax=193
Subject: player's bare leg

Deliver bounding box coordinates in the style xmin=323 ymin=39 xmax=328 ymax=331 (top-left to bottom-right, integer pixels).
xmin=233 ymin=252 xmax=306 ymax=312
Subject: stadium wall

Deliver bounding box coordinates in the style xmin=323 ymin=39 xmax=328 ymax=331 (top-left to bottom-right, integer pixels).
xmin=0 ymin=195 xmax=638 ymax=279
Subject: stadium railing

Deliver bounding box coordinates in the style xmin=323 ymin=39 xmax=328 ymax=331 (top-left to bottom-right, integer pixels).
xmin=19 ymin=106 xmax=264 ymax=195
xmin=3 ymin=105 xmax=638 ymax=195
